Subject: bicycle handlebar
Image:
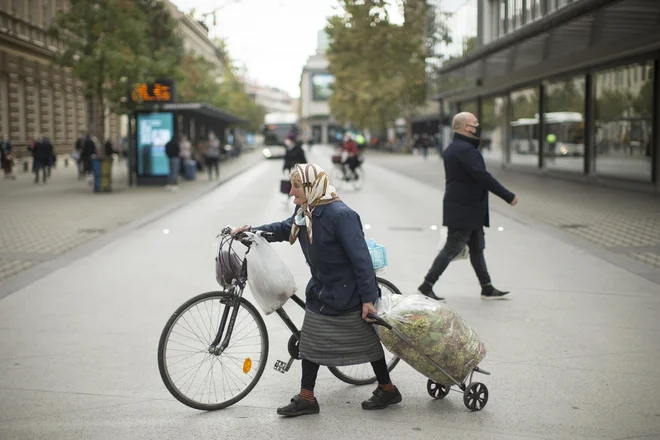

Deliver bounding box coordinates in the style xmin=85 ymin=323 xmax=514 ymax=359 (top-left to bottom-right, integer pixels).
xmin=219 ymin=225 xmax=274 ymax=246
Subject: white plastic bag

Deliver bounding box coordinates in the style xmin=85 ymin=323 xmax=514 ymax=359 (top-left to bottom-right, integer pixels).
xmin=437 ymin=227 xmax=469 ymax=261
xmin=245 ymin=232 xmax=296 ymax=315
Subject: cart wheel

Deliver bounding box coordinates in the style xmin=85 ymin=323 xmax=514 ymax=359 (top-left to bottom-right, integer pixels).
xmin=463 ymin=382 xmax=488 ymax=411
xmin=427 ymin=380 xmax=450 ymax=400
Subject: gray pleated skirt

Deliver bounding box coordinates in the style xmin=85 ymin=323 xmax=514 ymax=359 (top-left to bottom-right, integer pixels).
xmin=298 ymin=308 xmax=385 ymax=367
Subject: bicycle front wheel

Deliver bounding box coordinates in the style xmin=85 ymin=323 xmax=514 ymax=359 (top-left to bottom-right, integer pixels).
xmin=157 ymin=291 xmax=269 ymax=410
xmin=328 ymin=277 xmax=402 ymax=385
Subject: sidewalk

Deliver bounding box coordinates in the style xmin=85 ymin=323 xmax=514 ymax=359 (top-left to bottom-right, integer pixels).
xmin=0 ymin=149 xmax=264 ymax=284
xmin=367 ymin=150 xmax=660 ymax=275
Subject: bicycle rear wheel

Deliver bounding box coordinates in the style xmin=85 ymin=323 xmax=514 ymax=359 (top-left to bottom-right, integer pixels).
xmin=351 ymin=166 xmax=365 ymax=191
xmin=157 ymin=291 xmax=268 ymax=410
xmin=328 ymin=277 xmax=402 ymax=385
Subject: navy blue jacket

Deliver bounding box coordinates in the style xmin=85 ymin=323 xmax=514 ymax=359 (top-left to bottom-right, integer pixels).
xmin=442 ymin=134 xmax=515 ymax=230
xmin=255 ymin=201 xmax=379 ymax=316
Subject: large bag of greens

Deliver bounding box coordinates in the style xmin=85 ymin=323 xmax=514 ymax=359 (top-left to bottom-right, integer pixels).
xmin=375 ymin=292 xmax=487 ymax=386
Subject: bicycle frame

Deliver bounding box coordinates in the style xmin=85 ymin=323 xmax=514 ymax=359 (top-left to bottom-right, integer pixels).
xmin=209 ymin=234 xmax=307 ymax=356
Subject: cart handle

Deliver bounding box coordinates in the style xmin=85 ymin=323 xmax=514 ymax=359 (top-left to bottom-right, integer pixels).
xmin=366 ymin=313 xmax=392 ymax=330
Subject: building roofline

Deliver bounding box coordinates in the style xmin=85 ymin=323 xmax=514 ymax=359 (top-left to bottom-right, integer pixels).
xmin=437 ymin=0 xmax=623 ymax=75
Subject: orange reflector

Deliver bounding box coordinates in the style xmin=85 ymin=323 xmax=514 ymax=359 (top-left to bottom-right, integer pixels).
xmin=243 ymin=358 xmax=252 ymax=374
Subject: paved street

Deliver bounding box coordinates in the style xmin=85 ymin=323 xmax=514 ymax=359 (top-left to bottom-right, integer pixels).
xmin=0 ymin=145 xmax=659 ymax=440
xmin=369 ymin=150 xmax=660 ymax=279
xmin=0 ymin=149 xmax=263 ymax=289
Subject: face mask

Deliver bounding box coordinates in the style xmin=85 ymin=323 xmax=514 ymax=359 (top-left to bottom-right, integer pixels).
xmin=467 ymin=124 xmax=482 ymax=138
xmin=294 ymin=214 xmax=306 ymax=226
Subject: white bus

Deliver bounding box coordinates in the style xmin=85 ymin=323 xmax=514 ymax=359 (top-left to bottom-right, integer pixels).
xmin=510 ymin=112 xmax=585 ymax=157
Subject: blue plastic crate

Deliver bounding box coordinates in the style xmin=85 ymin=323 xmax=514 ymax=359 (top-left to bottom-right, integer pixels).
xmin=368 ymin=244 xmax=388 ymax=269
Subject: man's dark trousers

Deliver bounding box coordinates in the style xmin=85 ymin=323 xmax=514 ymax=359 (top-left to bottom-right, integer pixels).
xmin=424 ymin=228 xmax=491 ymax=287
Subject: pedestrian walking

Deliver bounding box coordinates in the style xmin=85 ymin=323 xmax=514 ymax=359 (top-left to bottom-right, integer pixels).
xmin=0 ymin=135 xmax=15 ymax=180
xmin=205 ymin=131 xmax=221 ymax=180
xmin=231 ymin=163 xmax=402 ymax=417
xmin=417 ymin=112 xmax=519 ymax=301
xmin=32 ymin=136 xmax=51 ymax=184
xmin=165 ymin=135 xmax=180 ymax=191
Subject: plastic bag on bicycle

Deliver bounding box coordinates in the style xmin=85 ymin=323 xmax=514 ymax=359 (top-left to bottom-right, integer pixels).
xmin=245 ymin=233 xmax=297 ymax=314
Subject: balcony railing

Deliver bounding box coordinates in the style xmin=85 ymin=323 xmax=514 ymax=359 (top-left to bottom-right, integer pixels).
xmin=0 ymin=11 xmax=65 ymax=54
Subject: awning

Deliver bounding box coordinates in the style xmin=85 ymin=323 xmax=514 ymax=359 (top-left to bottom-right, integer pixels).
xmin=434 ymin=0 xmax=660 ymax=102
xmin=140 ymin=102 xmax=247 ymax=124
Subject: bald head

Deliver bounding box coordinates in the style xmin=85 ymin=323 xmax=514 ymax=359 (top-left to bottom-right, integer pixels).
xmin=452 ymin=112 xmax=480 ymax=139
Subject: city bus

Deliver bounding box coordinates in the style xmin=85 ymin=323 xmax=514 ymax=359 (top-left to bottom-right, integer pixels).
xmin=262 ymin=112 xmax=298 ymax=159
xmin=510 ymin=111 xmax=585 ymax=156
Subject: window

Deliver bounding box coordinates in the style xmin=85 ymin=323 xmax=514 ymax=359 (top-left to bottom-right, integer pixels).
xmin=593 ymin=61 xmax=654 ymax=181
xmin=533 ymin=0 xmax=542 ymax=19
xmin=543 ymin=75 xmax=586 ymax=173
xmin=481 ymin=96 xmax=507 ymax=163
xmin=499 ymin=0 xmax=507 ymax=35
xmin=510 ymin=87 xmax=540 ymax=166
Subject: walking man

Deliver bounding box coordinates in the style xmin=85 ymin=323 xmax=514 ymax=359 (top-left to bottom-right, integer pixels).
xmin=417 ymin=112 xmax=519 ymax=301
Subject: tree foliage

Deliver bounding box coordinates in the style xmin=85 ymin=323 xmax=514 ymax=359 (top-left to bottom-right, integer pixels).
xmin=326 ymin=0 xmax=447 ymax=143
xmin=49 ymin=0 xmax=183 ymax=139
xmin=177 ymin=52 xmax=266 ymax=132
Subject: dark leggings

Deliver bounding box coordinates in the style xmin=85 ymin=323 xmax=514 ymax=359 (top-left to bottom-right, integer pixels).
xmin=301 ymin=357 xmax=390 ymax=390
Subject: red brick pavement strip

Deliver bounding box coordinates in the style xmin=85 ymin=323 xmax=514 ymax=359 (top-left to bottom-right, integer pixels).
xmin=0 ymin=149 xmax=265 ymax=282
xmin=366 ymin=151 xmax=660 ymax=271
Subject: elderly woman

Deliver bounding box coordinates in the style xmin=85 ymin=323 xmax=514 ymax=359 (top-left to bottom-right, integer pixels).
xmin=232 ymin=163 xmax=401 ymax=417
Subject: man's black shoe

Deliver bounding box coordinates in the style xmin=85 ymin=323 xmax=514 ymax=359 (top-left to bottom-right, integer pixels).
xmin=361 ymin=386 xmax=402 ymax=410
xmin=481 ymin=285 xmax=510 ymax=299
xmin=276 ymin=394 xmax=320 ymax=417
xmin=417 ymin=281 xmax=445 ymax=301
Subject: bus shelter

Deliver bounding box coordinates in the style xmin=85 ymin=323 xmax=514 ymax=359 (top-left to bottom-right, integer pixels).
xmin=128 ymin=102 xmax=246 ymax=186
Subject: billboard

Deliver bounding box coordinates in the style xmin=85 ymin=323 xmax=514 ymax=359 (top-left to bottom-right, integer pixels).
xmin=311 ymin=73 xmax=334 ymax=101
xmin=136 ymin=112 xmax=174 ymax=177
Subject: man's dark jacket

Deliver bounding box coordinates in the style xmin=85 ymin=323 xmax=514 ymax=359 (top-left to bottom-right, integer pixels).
xmin=442 ymin=133 xmax=515 ymax=230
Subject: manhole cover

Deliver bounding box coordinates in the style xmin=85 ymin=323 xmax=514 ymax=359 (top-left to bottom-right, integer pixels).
xmin=78 ymin=228 xmax=106 ymax=234
xmin=388 ymin=226 xmax=424 ymax=232
xmin=559 ymin=224 xmax=588 ymax=229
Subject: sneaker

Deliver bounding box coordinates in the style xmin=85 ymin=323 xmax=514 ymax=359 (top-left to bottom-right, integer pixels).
xmin=277 ymin=394 xmax=320 ymax=417
xmin=481 ymin=285 xmax=510 ymax=300
xmin=417 ymin=281 xmax=445 ymax=301
xmin=361 ymin=386 xmax=402 ymax=410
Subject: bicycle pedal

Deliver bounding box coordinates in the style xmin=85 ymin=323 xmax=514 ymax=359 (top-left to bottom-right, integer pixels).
xmin=274 ymin=357 xmax=295 ymax=374
xmin=274 ymin=360 xmax=288 ymax=373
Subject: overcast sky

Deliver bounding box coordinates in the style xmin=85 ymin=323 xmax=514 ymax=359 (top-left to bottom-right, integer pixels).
xmin=170 ymin=0 xmax=341 ymax=98
xmin=169 ymin=0 xmax=475 ymax=99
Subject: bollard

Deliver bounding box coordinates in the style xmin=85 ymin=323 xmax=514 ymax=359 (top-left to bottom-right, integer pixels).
xmin=23 ymin=160 xmax=28 ymax=172
xmin=64 ymin=158 xmax=68 ymax=167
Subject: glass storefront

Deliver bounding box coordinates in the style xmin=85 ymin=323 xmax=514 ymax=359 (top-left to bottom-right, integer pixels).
xmin=481 ymin=96 xmax=507 ymax=164
xmin=510 ymin=87 xmax=540 ymax=167
xmin=543 ymin=75 xmax=586 ymax=172
xmin=594 ymin=61 xmax=654 ymax=181
xmin=459 ymin=100 xmax=478 ymax=116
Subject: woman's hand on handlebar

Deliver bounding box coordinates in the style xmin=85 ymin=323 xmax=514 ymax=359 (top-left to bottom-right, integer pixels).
xmin=230 ymin=224 xmax=251 ymax=236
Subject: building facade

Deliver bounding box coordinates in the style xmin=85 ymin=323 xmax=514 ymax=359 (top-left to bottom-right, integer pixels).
xmin=0 ymin=1 xmax=96 ymax=156
xmin=434 ymin=0 xmax=660 ymax=192
xmin=244 ymin=81 xmax=294 ymax=114
xmin=299 ymin=30 xmax=341 ymax=145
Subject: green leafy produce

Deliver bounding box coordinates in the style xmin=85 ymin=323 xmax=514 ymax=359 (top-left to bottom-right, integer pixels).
xmin=375 ymin=293 xmax=487 ymax=386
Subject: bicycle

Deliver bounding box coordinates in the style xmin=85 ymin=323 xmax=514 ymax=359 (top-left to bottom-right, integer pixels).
xmin=330 ymin=154 xmax=365 ymax=191
xmin=157 ymin=226 xmax=402 ymax=411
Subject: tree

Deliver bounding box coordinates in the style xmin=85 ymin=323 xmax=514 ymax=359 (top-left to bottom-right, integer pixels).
xmin=326 ymin=0 xmax=447 ymax=144
xmin=326 ymin=0 xmax=398 ymax=135
xmin=177 ymin=51 xmax=266 ymax=132
xmin=49 ymin=0 xmax=183 ymax=140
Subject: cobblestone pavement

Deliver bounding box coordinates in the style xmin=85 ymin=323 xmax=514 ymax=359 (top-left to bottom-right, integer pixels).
xmin=0 ymin=149 xmax=264 ymax=281
xmin=367 ymin=151 xmax=660 ymax=270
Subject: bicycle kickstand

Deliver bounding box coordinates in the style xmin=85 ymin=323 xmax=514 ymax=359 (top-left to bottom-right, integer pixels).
xmin=274 ymin=356 xmax=295 ymax=374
